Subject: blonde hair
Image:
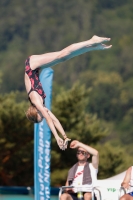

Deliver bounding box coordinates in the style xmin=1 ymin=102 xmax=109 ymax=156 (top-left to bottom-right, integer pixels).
xmin=26 ymin=105 xmax=39 ymax=123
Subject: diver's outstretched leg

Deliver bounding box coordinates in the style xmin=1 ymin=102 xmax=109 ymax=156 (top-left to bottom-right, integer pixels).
xmin=29 ymin=35 xmax=112 ymax=70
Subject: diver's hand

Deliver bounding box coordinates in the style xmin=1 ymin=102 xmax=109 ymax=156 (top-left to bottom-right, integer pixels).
xmin=63 ymin=137 xmax=71 ymax=150
xmin=56 ymin=137 xmax=64 ymax=150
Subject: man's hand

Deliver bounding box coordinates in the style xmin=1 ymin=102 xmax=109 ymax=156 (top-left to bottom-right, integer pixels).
xmin=56 ymin=137 xmax=71 ymax=150
xmin=70 ymin=140 xmax=80 ymax=149
xmin=121 ymin=182 xmax=130 ymax=189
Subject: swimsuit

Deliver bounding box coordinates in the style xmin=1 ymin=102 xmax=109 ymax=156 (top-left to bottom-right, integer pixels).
xmin=129 ymin=192 xmax=133 ymax=197
xmin=25 ymin=57 xmax=46 ymax=100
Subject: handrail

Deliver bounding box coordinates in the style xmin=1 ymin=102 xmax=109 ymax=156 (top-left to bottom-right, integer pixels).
xmin=58 ymin=186 xmax=74 ymax=199
xmin=58 ymin=186 xmax=102 ymax=200
xmin=118 ymin=187 xmax=126 ymax=200
xmin=92 ymin=187 xmax=102 ymax=200
xmin=91 ymin=186 xmax=127 ymax=200
xmin=59 ymin=185 xmax=128 ymax=200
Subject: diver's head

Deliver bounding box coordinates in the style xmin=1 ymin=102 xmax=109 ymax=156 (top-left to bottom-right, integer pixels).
xmin=26 ymin=105 xmax=43 ymax=123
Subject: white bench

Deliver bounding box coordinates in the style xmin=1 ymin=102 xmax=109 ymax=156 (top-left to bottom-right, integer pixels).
xmin=58 ymin=185 xmax=126 ymax=200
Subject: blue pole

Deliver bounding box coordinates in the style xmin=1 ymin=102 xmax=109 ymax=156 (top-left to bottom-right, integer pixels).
xmin=34 ymin=68 xmax=54 ymax=200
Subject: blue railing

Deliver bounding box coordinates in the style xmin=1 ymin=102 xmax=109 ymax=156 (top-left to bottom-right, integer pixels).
xmin=0 ymin=186 xmax=59 ymax=195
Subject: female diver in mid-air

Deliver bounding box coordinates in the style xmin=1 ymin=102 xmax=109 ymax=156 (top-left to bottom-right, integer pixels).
xmin=24 ymin=35 xmax=112 ymax=150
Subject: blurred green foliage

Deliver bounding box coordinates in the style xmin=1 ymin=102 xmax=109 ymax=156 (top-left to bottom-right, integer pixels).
xmin=0 ymin=0 xmax=133 ymax=186
xmin=0 ymin=92 xmax=33 ymax=185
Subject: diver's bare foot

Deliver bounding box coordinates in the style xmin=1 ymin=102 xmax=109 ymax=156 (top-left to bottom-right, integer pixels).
xmin=90 ymin=35 xmax=111 ymax=44
xmin=93 ymin=43 xmax=112 ymax=50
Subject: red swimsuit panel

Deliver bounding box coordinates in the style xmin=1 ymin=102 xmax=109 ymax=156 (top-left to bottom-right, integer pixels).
xmin=25 ymin=57 xmax=46 ymax=99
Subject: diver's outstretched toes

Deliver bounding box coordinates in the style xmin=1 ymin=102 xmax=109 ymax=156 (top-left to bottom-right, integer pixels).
xmin=91 ymin=35 xmax=111 ymax=44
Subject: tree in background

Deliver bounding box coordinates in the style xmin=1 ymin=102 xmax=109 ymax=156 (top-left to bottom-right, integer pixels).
xmin=97 ymin=142 xmax=131 ymax=179
xmin=0 ymin=84 xmax=132 ymax=186
xmin=0 ymin=0 xmax=133 ymax=93
xmin=80 ymin=70 xmax=124 ymax=120
xmin=0 ymin=92 xmax=34 ymax=185
xmin=50 ymin=83 xmax=132 ymax=185
xmin=0 ymin=0 xmax=133 ymax=186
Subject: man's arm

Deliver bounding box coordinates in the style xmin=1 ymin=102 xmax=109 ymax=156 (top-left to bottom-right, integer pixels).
xmin=121 ymin=167 xmax=132 ymax=189
xmin=70 ymin=140 xmax=99 ymax=169
xmin=62 ymin=180 xmax=74 ymax=193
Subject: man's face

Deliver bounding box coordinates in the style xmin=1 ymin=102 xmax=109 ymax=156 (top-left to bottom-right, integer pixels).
xmin=76 ymin=147 xmax=90 ymax=161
